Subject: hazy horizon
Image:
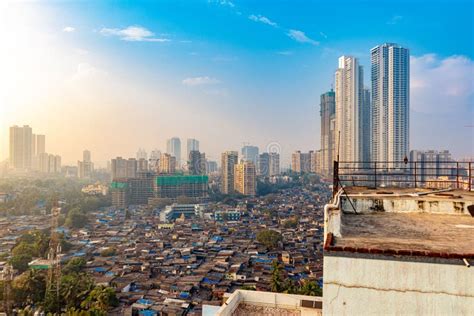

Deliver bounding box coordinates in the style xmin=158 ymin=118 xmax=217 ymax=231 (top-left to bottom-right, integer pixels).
xmin=1 ymin=0 xmax=473 ymax=166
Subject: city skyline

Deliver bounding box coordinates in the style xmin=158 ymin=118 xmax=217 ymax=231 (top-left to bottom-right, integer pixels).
xmin=0 ymin=0 xmax=473 ymax=165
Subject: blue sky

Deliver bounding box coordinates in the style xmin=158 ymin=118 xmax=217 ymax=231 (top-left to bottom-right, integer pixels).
xmin=0 ymin=0 xmax=473 ymax=165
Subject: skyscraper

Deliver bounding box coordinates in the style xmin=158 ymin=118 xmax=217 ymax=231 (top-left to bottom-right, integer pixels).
xmin=189 ymin=150 xmax=206 ymax=175
xmin=371 ymin=43 xmax=410 ymax=166
xmin=241 ymin=145 xmax=259 ymax=165
xmin=320 ymin=90 xmax=336 ymax=175
xmin=234 ymin=161 xmax=256 ymax=196
xmin=335 ymin=56 xmax=369 ymax=163
xmin=78 ymin=150 xmax=93 ymax=179
xmin=167 ymin=137 xmax=181 ymax=167
xmin=35 ymin=135 xmax=46 ymax=155
xmin=159 ymin=153 xmax=176 ymax=174
xmin=9 ymin=125 xmax=33 ymax=170
xmin=186 ymin=138 xmax=200 ymax=158
xmin=136 ymin=148 xmax=148 ymax=160
xmin=258 ymin=153 xmax=270 ymax=177
xmin=291 ymin=151 xmax=312 ymax=173
xmin=111 ymin=157 xmax=137 ymax=179
xmin=83 ymin=150 xmax=91 ymax=163
xmin=221 ymin=151 xmax=238 ymax=194
xmin=269 ymin=152 xmax=280 ymax=176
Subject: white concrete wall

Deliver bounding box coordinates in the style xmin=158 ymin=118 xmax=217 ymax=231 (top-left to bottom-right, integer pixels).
xmin=216 ymin=290 xmax=322 ymax=316
xmin=323 ymin=256 xmax=474 ymax=315
xmin=341 ymin=196 xmax=473 ymax=215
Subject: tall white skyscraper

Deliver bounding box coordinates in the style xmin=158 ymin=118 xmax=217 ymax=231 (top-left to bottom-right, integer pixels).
xmin=371 ymin=43 xmax=410 ymax=166
xmin=166 ymin=137 xmax=181 ymax=167
xmin=241 ymin=145 xmax=259 ymax=165
xmin=335 ymin=56 xmax=369 ymax=162
xmin=9 ymin=125 xmax=33 ymax=170
xmin=186 ymin=138 xmax=200 ymax=158
xmin=136 ymin=148 xmax=148 ymax=160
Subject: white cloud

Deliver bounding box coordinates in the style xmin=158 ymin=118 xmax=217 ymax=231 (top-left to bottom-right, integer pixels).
xmin=387 ymin=15 xmax=403 ymax=25
xmin=411 ymin=54 xmax=474 ymax=113
xmin=100 ymin=26 xmax=170 ymax=42
xmin=63 ymin=26 xmax=75 ymax=32
xmin=209 ymin=0 xmax=235 ymax=8
xmin=249 ymin=14 xmax=278 ymax=27
xmin=182 ymin=76 xmax=220 ymax=86
xmin=287 ymin=29 xmax=319 ymax=45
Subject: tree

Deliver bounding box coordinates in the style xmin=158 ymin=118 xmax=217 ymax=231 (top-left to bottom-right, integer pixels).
xmin=80 ymin=285 xmax=118 ymax=312
xmin=12 ymin=269 xmax=47 ymax=305
xmin=270 ymin=260 xmax=284 ymax=292
xmin=297 ymin=281 xmax=322 ymax=296
xmin=65 ymin=208 xmax=88 ymax=229
xmin=256 ymin=230 xmax=282 ymax=249
xmin=60 ymin=273 xmax=94 ymax=310
xmin=10 ymin=242 xmax=36 ymax=272
xmin=63 ymin=257 xmax=87 ymax=274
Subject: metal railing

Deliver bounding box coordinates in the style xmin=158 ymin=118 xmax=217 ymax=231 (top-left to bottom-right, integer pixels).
xmin=333 ymin=160 xmax=473 ymax=194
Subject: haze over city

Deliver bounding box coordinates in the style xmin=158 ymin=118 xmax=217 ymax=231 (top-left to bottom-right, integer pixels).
xmin=1 ymin=0 xmax=473 ymax=166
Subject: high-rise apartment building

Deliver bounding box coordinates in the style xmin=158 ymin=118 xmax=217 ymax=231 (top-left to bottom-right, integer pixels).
xmin=234 ymin=161 xmax=256 ymax=196
xmin=167 ymin=137 xmax=181 ymax=167
xmin=371 ymin=43 xmax=410 ymax=166
xmin=207 ymin=161 xmax=218 ymax=174
xmin=311 ymin=150 xmax=322 ymax=174
xmin=9 ymin=125 xmax=33 ymax=170
xmin=335 ymin=56 xmax=369 ymax=163
xmin=410 ymin=149 xmax=453 ymax=181
xmin=136 ymin=148 xmax=148 ymax=160
xmin=78 ymin=150 xmax=93 ymax=179
xmin=241 ymin=145 xmax=259 ymax=166
xmin=189 ymin=150 xmax=206 ymax=175
xmin=149 ymin=149 xmax=161 ymax=172
xmin=269 ymin=152 xmax=280 ymax=176
xmin=291 ymin=151 xmax=312 ymax=173
xmin=137 ymin=158 xmax=149 ymax=172
xmin=159 ymin=153 xmax=176 ymax=174
xmin=221 ymin=151 xmax=238 ymax=194
xmin=35 ymin=134 xmax=46 ymax=155
xmin=320 ymin=90 xmax=336 ymax=175
xmin=258 ymin=153 xmax=270 ymax=177
xmin=186 ymin=139 xmax=200 ymax=158
xmin=111 ymin=157 xmax=138 ymax=180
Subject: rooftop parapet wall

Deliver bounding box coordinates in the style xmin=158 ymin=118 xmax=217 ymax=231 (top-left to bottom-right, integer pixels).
xmin=214 ymin=290 xmax=322 ymax=316
xmin=340 ymin=188 xmax=474 ymax=215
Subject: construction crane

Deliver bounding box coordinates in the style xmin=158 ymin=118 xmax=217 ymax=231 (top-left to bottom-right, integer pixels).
xmin=2 ymin=263 xmax=13 ymax=315
xmin=46 ymin=203 xmax=62 ymax=314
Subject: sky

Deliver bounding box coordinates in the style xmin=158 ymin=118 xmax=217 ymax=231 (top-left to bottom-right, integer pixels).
xmin=0 ymin=0 xmax=473 ymax=167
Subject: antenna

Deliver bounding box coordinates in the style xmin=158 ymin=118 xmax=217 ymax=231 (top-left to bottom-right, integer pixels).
xmin=46 ymin=200 xmax=62 ymax=314
xmin=2 ymin=263 xmax=13 ymax=314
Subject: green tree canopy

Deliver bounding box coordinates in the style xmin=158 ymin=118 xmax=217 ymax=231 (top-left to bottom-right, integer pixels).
xmin=65 ymin=208 xmax=89 ymax=229
xmin=257 ymin=230 xmax=283 ymax=249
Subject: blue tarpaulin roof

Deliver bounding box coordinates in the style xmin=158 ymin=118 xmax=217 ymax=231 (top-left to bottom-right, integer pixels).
xmin=202 ymin=277 xmax=219 ymax=285
xmin=137 ymin=298 xmax=154 ymax=305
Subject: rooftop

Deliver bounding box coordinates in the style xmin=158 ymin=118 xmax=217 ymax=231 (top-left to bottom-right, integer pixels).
xmin=324 ymin=187 xmax=474 ymax=259
xmin=332 ymin=212 xmax=473 ymax=257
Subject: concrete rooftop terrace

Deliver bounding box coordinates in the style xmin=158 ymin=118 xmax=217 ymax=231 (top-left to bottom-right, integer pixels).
xmin=324 ymin=187 xmax=474 ymax=259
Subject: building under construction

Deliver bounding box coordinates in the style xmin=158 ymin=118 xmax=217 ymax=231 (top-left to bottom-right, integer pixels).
xmin=110 ymin=174 xmax=208 ymax=208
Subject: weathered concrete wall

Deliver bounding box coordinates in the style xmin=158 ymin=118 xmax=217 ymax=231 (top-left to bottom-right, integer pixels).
xmin=341 ymin=196 xmax=473 ymax=215
xmin=217 ymin=290 xmax=322 ymax=316
xmin=323 ymin=255 xmax=474 ymax=315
